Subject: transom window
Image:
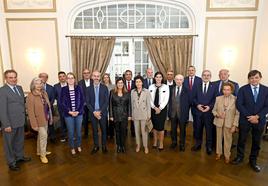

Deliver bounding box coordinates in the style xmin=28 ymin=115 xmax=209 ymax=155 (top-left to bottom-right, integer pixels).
xmin=71 ymin=2 xmax=194 ymax=35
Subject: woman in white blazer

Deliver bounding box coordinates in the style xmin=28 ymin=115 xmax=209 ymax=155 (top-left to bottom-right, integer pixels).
xmin=149 ymin=72 xmax=170 ymax=150
xmin=131 ymin=75 xmax=151 ymax=154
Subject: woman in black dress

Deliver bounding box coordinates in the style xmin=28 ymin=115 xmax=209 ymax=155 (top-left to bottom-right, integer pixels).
xmin=149 ymin=72 xmax=170 ymax=150
xmin=109 ymin=77 xmax=131 ymax=153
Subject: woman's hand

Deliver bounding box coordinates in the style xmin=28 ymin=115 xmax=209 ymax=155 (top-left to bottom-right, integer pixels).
xmin=110 ymin=117 xmax=114 ymax=121
xmin=33 ymin=127 xmax=39 ymax=131
xmin=128 ymin=117 xmax=132 ymax=121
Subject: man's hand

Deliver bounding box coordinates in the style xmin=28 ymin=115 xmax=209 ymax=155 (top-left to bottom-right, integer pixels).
xmin=4 ymin=127 xmax=12 ymax=133
xmin=154 ymin=107 xmax=161 ymax=114
xmin=247 ymin=115 xmax=259 ymax=124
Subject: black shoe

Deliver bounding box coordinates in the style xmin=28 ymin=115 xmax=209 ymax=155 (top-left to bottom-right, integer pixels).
xmin=9 ymin=164 xmax=20 ymax=171
xmin=249 ymin=162 xmax=261 ymax=172
xmin=152 ymin=145 xmax=157 ymax=149
xmin=16 ymin=156 xmax=31 ymax=163
xmin=121 ymin=146 xmax=126 ymax=153
xmin=102 ymin=146 xmax=108 ymax=154
xmin=231 ymin=144 xmax=237 ymax=149
xmin=231 ymin=157 xmax=243 ymax=165
xmin=91 ymin=146 xmax=99 ymax=155
xmin=179 ymin=145 xmax=185 ymax=152
xmin=191 ymin=145 xmax=201 ymax=151
xmin=170 ymin=143 xmax=177 ymax=149
xmin=158 ymin=147 xmax=164 ymax=151
xmin=117 ymin=146 xmax=121 ymax=153
xmin=206 ymin=148 xmax=213 ymax=155
xmin=131 ymin=133 xmax=135 ymax=137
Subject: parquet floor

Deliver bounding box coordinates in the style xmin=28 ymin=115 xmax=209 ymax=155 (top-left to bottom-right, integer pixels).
xmin=1 ymin=123 xmax=268 ymax=186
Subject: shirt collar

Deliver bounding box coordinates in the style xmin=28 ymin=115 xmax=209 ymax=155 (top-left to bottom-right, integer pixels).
xmin=7 ymin=83 xmax=16 ymax=89
xmin=250 ymin=84 xmax=260 ymax=89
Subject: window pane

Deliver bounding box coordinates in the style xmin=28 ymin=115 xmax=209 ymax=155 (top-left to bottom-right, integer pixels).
xmin=170 ymin=15 xmax=180 ymax=28
xmin=135 ymin=65 xmax=141 ymax=75
xmin=74 ymin=17 xmax=83 ymax=29
xmin=84 ymin=17 xmax=93 ymax=29
xmin=108 ymin=5 xmax=117 ymax=16
xmin=108 ymin=16 xmax=117 ymax=29
xmin=180 ymin=16 xmax=189 ymax=28
xmin=146 ymin=17 xmax=155 ymax=28
xmin=83 ymin=9 xmax=92 ymax=16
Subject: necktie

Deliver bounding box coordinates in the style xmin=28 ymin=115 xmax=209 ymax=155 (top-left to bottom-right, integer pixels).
xmin=253 ymin=86 xmax=258 ymax=103
xmin=148 ymin=79 xmax=151 ymax=87
xmin=219 ymin=81 xmax=223 ymax=94
xmin=13 ymin=86 xmax=20 ymax=96
xmin=127 ymin=81 xmax=131 ymax=92
xmin=176 ymin=87 xmax=180 ymax=104
xmin=203 ymin=83 xmax=207 ymax=94
xmin=95 ymin=86 xmax=100 ymax=110
xmin=189 ymin=77 xmax=193 ymax=90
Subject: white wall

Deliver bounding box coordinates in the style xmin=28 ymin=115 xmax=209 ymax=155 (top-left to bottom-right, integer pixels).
xmin=0 ymin=0 xmax=267 ymax=90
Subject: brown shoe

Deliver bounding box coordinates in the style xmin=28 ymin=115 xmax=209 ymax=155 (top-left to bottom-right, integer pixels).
xmin=215 ymin=154 xmax=221 ymax=161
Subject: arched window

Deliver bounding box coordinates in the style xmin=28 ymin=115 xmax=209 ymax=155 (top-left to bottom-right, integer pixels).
xmin=71 ymin=2 xmax=195 ymax=36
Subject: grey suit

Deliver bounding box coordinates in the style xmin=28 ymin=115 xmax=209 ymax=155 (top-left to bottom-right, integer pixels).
xmin=0 ymin=84 xmax=26 ymax=166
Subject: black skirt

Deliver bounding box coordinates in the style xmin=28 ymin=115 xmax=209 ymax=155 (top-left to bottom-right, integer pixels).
xmin=151 ymin=106 xmax=167 ymax=131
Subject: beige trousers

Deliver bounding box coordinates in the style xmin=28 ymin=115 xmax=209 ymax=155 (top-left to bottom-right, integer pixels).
xmin=216 ymin=126 xmax=233 ymax=158
xmin=37 ymin=125 xmax=48 ymax=157
xmin=134 ymin=120 xmax=148 ymax=148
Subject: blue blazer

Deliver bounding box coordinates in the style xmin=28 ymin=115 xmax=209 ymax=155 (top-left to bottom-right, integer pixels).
xmin=78 ymin=79 xmax=93 ymax=103
xmin=45 ymin=83 xmax=55 ymax=106
xmin=54 ymin=83 xmax=64 ymax=112
xmin=60 ymin=85 xmax=84 ymax=117
xmin=168 ymin=85 xmax=190 ymax=123
xmin=236 ymin=84 xmax=268 ymax=126
xmin=193 ymin=82 xmax=217 ymax=114
xmin=213 ymin=80 xmax=239 ymax=97
xmin=86 ymin=83 xmax=109 ymax=117
xmin=143 ymin=78 xmax=153 ymax=89
xmin=183 ymin=76 xmax=202 ymax=103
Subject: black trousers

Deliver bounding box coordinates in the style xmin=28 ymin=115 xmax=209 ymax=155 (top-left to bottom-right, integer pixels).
xmin=106 ymin=118 xmax=115 ymax=138
xmin=115 ymin=121 xmax=128 ymax=147
xmin=82 ymin=105 xmax=89 ymax=136
xmin=237 ymin=122 xmax=265 ymax=162
xmin=48 ymin=124 xmax=56 ymax=140
xmin=195 ymin=112 xmax=213 ymax=148
xmin=170 ymin=116 xmax=187 ymax=146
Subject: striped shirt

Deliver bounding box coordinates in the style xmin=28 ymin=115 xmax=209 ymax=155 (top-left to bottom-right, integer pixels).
xmin=69 ymin=89 xmax=76 ymax=111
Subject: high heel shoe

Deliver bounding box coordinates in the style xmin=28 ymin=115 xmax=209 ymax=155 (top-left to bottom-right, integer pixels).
xmin=136 ymin=146 xmax=140 ymax=152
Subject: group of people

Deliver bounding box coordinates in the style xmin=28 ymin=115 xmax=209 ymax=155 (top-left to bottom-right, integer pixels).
xmin=0 ymin=66 xmax=268 ymax=173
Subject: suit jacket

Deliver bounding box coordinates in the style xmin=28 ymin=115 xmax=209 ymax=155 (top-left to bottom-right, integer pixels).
xmin=54 ymin=82 xmax=66 ymax=112
xmin=131 ymin=88 xmax=151 ymax=120
xmin=193 ymin=82 xmax=217 ymax=115
xmin=44 ymin=83 xmax=55 ymax=106
xmin=86 ymin=83 xmax=109 ymax=117
xmin=168 ymin=85 xmax=190 ymax=123
xmin=78 ymin=79 xmax=93 ymax=102
xmin=26 ymin=91 xmax=52 ymax=128
xmin=110 ymin=91 xmax=131 ymax=122
xmin=60 ymin=85 xmax=84 ymax=117
xmin=183 ymin=76 xmax=202 ymax=103
xmin=149 ymin=84 xmax=170 ymax=110
xmin=0 ymin=84 xmax=25 ymax=129
xmin=213 ymin=80 xmax=239 ymax=97
xmin=212 ymin=95 xmax=239 ymax=128
xmin=143 ymin=78 xmax=153 ymax=89
xmin=236 ymin=84 xmax=268 ymax=126
xmin=124 ymin=80 xmax=135 ymax=92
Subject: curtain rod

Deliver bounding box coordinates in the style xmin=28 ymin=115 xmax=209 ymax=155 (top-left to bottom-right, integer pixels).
xmin=65 ymin=34 xmax=198 ymax=38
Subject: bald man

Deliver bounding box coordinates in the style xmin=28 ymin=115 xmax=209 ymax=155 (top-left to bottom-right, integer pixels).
xmin=143 ymin=68 xmax=154 ymax=89
xmin=168 ymin=74 xmax=190 ymax=151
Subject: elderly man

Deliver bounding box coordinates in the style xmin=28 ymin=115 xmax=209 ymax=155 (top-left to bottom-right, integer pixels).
xmin=0 ymin=70 xmax=31 ymax=171
xmin=168 ymin=74 xmax=190 ymax=151
xmin=214 ymin=69 xmax=239 ymax=97
xmin=143 ymin=68 xmax=154 ymax=89
xmin=191 ymin=70 xmax=217 ymax=155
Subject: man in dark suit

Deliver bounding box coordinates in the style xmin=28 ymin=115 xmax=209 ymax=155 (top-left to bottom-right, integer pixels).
xmin=143 ymin=68 xmax=154 ymax=89
xmin=0 ymin=70 xmax=31 ymax=171
xmin=78 ymin=68 xmax=93 ymax=138
xmin=86 ymin=70 xmax=109 ymax=154
xmin=191 ymin=70 xmax=217 ymax=155
xmin=213 ymin=69 xmax=239 ymax=97
xmin=54 ymin=71 xmax=67 ymax=142
xmin=165 ymin=69 xmax=175 ymax=87
xmin=39 ymin=72 xmax=56 ymax=143
xmin=183 ymin=66 xmax=202 ymax=141
xmin=169 ymin=74 xmax=190 ymax=151
xmin=124 ymin=69 xmax=135 ymax=137
xmin=232 ymin=70 xmax=268 ymax=172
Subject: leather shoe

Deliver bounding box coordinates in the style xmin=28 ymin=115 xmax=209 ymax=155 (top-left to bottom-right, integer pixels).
xmin=9 ymin=164 xmax=20 ymax=171
xmin=16 ymin=156 xmax=31 ymax=163
xmin=231 ymin=157 xmax=243 ymax=165
xmin=169 ymin=143 xmax=177 ymax=149
xmin=191 ymin=145 xmax=201 ymax=151
xmin=102 ymin=146 xmax=108 ymax=154
xmin=121 ymin=146 xmax=126 ymax=153
xmin=91 ymin=146 xmax=99 ymax=155
xmin=179 ymin=145 xmax=185 ymax=152
xmin=249 ymin=162 xmax=261 ymax=172
xmin=206 ymin=148 xmax=213 ymax=155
